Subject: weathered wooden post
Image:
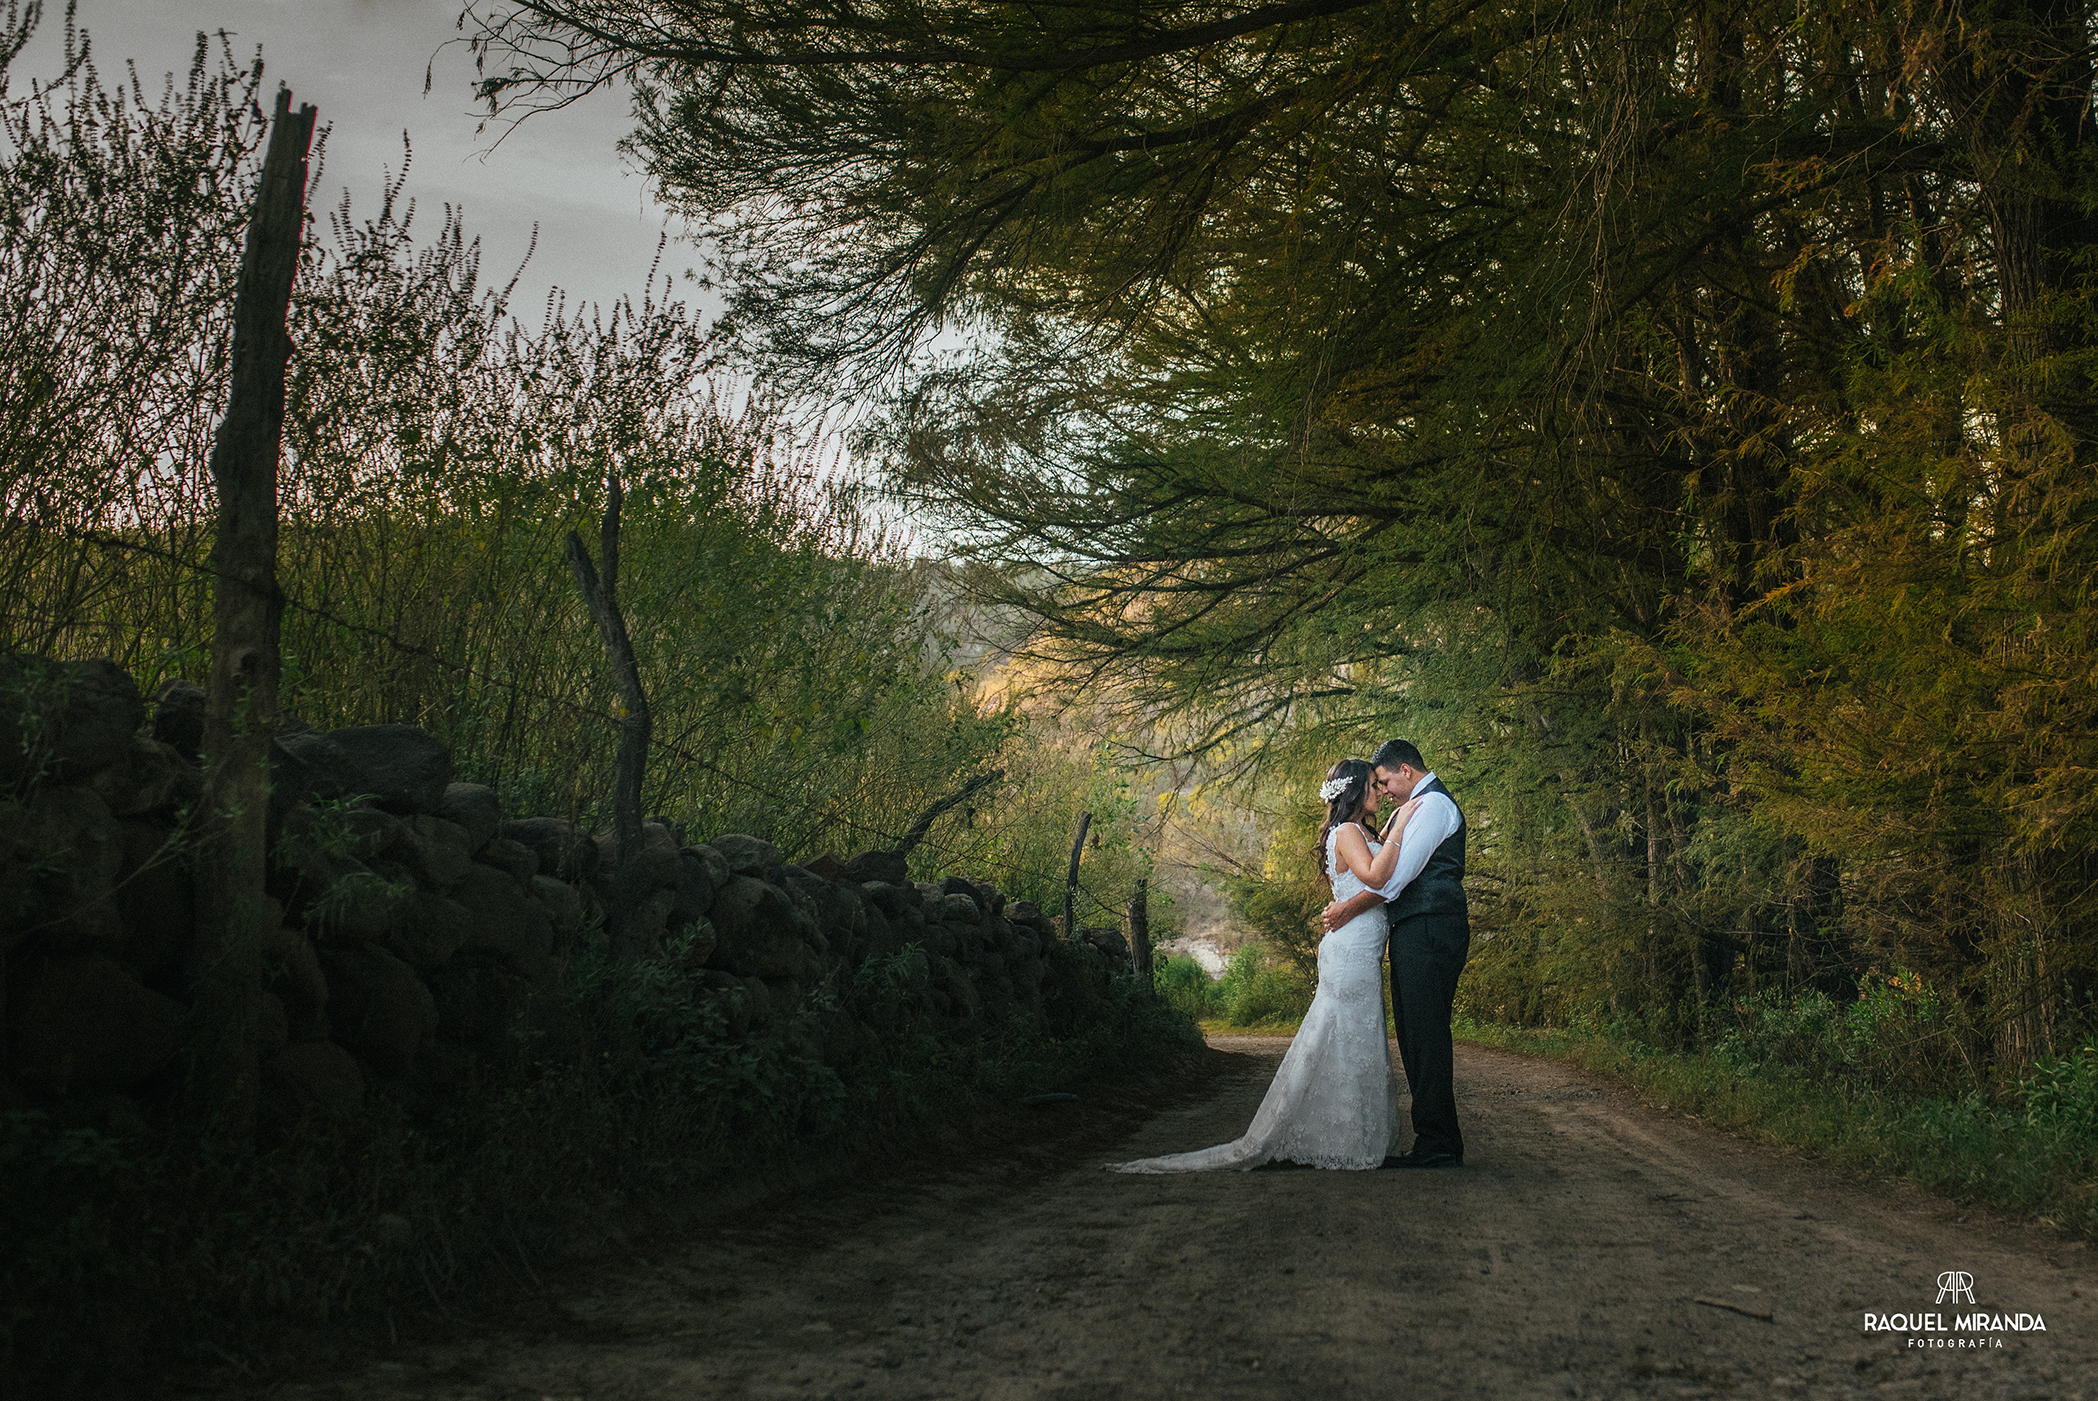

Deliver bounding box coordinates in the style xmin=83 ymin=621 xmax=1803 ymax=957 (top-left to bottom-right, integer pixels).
xmin=191 ymin=87 xmax=318 ymax=1151
xmin=1127 ymin=877 xmax=1151 ymax=990
xmin=1061 ymin=810 xmax=1092 ymax=941
xmin=566 ymin=468 xmax=652 ymax=957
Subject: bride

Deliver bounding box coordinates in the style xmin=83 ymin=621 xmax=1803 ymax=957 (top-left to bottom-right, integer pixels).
xmin=1109 ymin=758 xmax=1419 ymax=1172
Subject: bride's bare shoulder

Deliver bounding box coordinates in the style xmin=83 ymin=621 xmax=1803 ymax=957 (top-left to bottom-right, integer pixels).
xmin=1333 ymin=821 xmax=1374 ymax=850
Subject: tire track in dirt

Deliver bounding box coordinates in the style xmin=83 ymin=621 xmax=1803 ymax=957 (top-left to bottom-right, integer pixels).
xmin=239 ymin=1038 xmax=2096 ymax=1400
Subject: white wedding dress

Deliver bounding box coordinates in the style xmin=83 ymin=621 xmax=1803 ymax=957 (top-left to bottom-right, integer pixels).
xmin=1109 ymin=825 xmax=1397 ymax=1172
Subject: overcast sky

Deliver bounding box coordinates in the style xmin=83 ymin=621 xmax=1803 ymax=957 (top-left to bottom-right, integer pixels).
xmin=23 ymin=0 xmax=687 ymax=318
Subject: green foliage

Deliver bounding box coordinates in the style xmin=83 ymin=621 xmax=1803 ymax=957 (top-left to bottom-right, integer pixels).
xmin=472 ymin=0 xmax=2098 ymax=1083
xmin=1166 ymin=943 xmax=1314 ymax=1030
xmin=1153 ymin=945 xmax=1315 ymax=1030
xmin=1155 ymin=954 xmax=1214 ymax=1024
xmin=1223 ymin=864 xmax=1325 ymax=978
xmin=1710 ymin=971 xmax=1971 ymax=1100
xmin=2022 ymin=1047 xmax=2098 ymax=1137
xmin=1209 ymin=786 xmax=1331 ymax=976
xmin=0 ymin=17 xmax=1052 ymax=874
xmin=1209 ymin=944 xmax=1313 ymax=1029
xmin=931 ymin=723 xmax=1160 ymax=922
xmin=0 ymin=1110 xmax=125 ymax=1371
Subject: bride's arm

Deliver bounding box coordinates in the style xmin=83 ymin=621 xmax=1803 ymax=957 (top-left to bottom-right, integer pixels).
xmin=1364 ymin=799 xmax=1422 ymax=884
xmin=1333 ymin=822 xmax=1379 ymax=883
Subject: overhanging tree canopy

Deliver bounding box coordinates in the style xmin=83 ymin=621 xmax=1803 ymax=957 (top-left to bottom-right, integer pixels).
xmin=475 ymin=0 xmax=2098 ymax=1057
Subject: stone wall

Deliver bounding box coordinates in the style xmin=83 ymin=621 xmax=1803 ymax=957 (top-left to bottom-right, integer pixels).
xmin=0 ymin=657 xmax=1125 ymax=1129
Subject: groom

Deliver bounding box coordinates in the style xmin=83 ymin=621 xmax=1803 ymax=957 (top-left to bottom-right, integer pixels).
xmin=1320 ymin=739 xmax=1469 ymax=1169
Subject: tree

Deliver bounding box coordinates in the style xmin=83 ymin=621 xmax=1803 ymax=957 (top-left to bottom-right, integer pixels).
xmin=474 ymin=0 xmax=2098 ymax=1064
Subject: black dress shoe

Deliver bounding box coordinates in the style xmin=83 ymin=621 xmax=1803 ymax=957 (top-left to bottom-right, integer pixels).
xmin=1380 ymin=1150 xmax=1461 ymax=1170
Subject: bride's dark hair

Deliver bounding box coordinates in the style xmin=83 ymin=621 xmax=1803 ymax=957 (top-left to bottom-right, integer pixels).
xmin=1312 ymin=757 xmax=1376 ymax=881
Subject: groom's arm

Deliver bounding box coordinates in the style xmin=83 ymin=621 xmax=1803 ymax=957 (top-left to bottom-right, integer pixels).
xmin=1319 ymin=887 xmax=1384 ymax=932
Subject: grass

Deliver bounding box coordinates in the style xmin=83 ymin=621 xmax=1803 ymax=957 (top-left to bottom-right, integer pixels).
xmin=1455 ymin=1015 xmax=2098 ymax=1238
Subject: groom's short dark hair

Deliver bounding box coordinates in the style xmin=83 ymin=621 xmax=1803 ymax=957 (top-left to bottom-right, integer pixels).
xmin=1371 ymin=739 xmax=1424 ymax=772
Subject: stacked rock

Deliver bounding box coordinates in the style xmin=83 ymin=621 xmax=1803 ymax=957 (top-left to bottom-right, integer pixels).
xmin=2 ymin=656 xmax=1129 ymax=1133
xmin=3 ymin=658 xmax=203 ymax=1111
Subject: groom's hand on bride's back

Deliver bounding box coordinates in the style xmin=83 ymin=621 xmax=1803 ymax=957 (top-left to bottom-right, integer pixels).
xmin=1319 ymin=899 xmax=1347 ymax=932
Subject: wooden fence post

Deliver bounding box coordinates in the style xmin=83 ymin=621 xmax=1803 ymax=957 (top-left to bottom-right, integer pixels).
xmin=565 ymin=468 xmax=652 ymax=957
xmin=1061 ymin=811 xmax=1092 ymax=941
xmin=1128 ymin=877 xmax=1151 ymax=990
xmin=191 ymin=87 xmax=317 ymax=1152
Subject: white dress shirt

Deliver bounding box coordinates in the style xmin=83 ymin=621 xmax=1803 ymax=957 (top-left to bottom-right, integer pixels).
xmin=1376 ymin=771 xmax=1461 ymax=902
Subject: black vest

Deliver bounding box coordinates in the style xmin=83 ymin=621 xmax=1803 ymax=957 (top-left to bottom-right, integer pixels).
xmin=1386 ymin=776 xmax=1467 ymax=923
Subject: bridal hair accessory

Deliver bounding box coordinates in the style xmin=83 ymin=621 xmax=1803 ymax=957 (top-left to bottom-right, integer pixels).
xmin=1318 ymin=776 xmax=1352 ymax=803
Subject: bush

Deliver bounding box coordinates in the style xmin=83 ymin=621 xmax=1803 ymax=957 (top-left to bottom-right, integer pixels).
xmin=1208 ymin=943 xmax=1314 ymax=1028
xmin=1154 ymin=945 xmax=1315 ymax=1029
xmin=1709 ymin=967 xmax=1970 ymax=1096
xmin=1156 ymin=954 xmax=1216 ymax=1022
xmin=2023 ymin=1046 xmax=2098 ymax=1135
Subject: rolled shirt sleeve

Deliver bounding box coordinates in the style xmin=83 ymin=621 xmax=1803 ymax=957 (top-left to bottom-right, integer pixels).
xmin=1377 ymin=787 xmax=1460 ymax=902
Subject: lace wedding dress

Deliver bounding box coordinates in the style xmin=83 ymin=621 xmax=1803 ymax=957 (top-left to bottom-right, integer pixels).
xmin=1108 ymin=826 xmax=1397 ymax=1172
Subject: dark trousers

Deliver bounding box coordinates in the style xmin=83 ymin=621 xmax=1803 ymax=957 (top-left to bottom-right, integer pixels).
xmin=1387 ymin=911 xmax=1470 ymax=1160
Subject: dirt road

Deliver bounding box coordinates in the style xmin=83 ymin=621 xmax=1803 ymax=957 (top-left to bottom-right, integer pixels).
xmin=251 ymin=1037 xmax=2095 ymax=1400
